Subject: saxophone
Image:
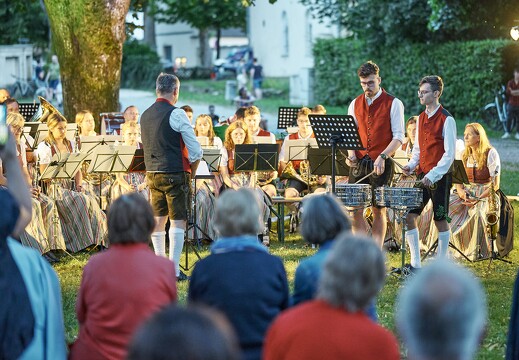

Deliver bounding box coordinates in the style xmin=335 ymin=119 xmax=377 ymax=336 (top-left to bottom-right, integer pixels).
xmin=485 ymin=178 xmax=499 ymax=239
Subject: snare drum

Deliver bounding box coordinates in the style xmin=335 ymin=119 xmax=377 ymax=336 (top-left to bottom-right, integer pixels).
xmin=335 ymin=184 xmax=372 ymax=207
xmin=375 ymin=186 xmax=422 ymax=208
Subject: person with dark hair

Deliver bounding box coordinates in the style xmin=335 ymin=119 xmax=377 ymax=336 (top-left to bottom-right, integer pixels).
xmin=0 ymin=128 xmax=67 ymax=359
xmin=502 ymin=67 xmax=519 ymax=139
xmin=180 ymin=104 xmax=194 ymax=124
xmin=208 ymin=104 xmax=220 ymax=125
xmin=5 ymin=97 xmax=19 ymax=113
xmin=69 ymin=193 xmax=177 ymax=360
xmin=346 ymin=61 xmax=405 ymax=249
xmin=250 ymin=58 xmax=264 ymax=99
xmin=292 ymin=194 xmax=352 ymax=305
xmin=188 ymin=188 xmax=289 ymax=360
xmin=123 ymin=105 xmax=140 ymax=124
xmin=140 ymin=72 xmax=202 ymax=281
xmin=311 ymin=104 xmax=326 ymax=115
xmin=402 ymin=116 xmax=418 ymax=157
xmin=403 ymin=75 xmax=456 ymax=272
xmin=127 ymin=305 xmax=240 ymax=360
xmin=264 ymin=234 xmax=399 ymax=360
xmin=397 ymin=259 xmax=486 ymax=360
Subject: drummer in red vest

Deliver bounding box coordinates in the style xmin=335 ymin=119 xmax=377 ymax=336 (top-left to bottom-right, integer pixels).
xmin=403 ymin=75 xmax=456 ymax=273
xmin=244 ymin=105 xmax=277 ymax=198
xmin=346 ymin=61 xmax=405 ymax=249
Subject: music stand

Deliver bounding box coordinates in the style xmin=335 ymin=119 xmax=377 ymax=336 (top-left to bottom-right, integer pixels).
xmin=309 ymin=114 xmax=363 ymax=194
xmin=307 ymin=148 xmax=350 ymax=176
xmin=19 ymin=103 xmax=39 ymax=121
xmin=87 ymin=145 xmax=136 ymax=208
xmin=80 ymin=135 xmax=122 ymax=157
xmin=277 ymin=107 xmax=300 ymax=129
xmin=32 ymin=123 xmax=78 ymax=146
xmin=128 ymin=149 xmax=145 ymax=172
xmin=235 ymin=144 xmax=278 ymax=173
xmin=451 ymin=160 xmax=470 ymax=184
xmin=201 ymin=149 xmax=222 ymax=172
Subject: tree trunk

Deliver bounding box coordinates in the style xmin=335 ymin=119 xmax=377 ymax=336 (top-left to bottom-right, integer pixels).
xmin=198 ymin=28 xmax=211 ymax=67
xmin=143 ymin=6 xmax=156 ymax=51
xmin=215 ymin=27 xmax=221 ymax=60
xmin=43 ymin=0 xmax=130 ymax=131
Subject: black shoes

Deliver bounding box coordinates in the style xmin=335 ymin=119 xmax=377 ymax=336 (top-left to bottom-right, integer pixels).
xmin=391 ymin=264 xmax=420 ymax=276
xmin=177 ymin=271 xmax=189 ymax=282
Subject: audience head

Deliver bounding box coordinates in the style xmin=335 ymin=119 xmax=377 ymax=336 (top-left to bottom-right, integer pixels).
xmin=107 ymin=193 xmax=155 ymax=244
xmin=45 ymin=113 xmax=68 ymax=144
xmin=121 ymin=122 xmax=140 ymax=147
xmin=123 ymin=106 xmax=140 ymax=124
xmin=396 ymin=259 xmax=487 ymax=360
xmin=406 ymin=116 xmax=418 ymax=144
xmin=75 ymin=110 xmax=95 ymax=135
xmin=5 ymin=98 xmax=19 ymax=113
xmin=127 ymin=305 xmax=240 ymax=360
xmin=214 ymin=188 xmax=262 ymax=237
xmin=317 ymin=233 xmax=385 ymax=313
xmin=300 ymin=194 xmax=351 ymax=245
xmin=156 ymin=73 xmax=180 ymax=104
xmin=180 ymin=105 xmax=194 ymax=123
xmin=311 ymin=104 xmax=326 ymax=115
xmin=0 ymin=88 xmax=10 ymax=104
xmin=244 ymin=105 xmax=261 ymax=134
xmin=194 ymin=114 xmax=215 ymax=142
xmin=223 ymin=120 xmax=250 ymax=150
xmin=6 ymin=113 xmax=25 ymax=142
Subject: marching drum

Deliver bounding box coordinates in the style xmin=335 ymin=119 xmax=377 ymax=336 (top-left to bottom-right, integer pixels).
xmin=335 ymin=184 xmax=372 ymax=207
xmin=375 ymin=186 xmax=422 ymax=209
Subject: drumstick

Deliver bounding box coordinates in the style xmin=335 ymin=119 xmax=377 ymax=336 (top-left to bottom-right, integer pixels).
xmin=380 ymin=153 xmax=406 ymax=171
xmin=354 ymin=170 xmax=376 ymax=184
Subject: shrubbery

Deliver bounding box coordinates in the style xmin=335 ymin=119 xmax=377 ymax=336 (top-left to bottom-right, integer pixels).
xmin=314 ymin=39 xmax=519 ymax=119
xmin=121 ymin=40 xmax=163 ymax=89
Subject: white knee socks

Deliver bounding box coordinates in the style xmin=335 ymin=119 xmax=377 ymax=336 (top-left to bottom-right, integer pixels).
xmin=406 ymin=228 xmax=421 ymax=268
xmin=151 ymin=231 xmax=166 ymax=257
xmin=437 ymin=230 xmax=450 ymax=258
xmin=169 ymin=227 xmax=185 ymax=277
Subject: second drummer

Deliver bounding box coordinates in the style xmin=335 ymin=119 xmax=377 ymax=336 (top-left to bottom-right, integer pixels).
xmin=346 ymin=61 xmax=405 ymax=248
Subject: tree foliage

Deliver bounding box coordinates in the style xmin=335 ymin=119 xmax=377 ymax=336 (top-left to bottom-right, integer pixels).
xmin=301 ymin=0 xmax=518 ymax=48
xmin=0 ymin=0 xmax=49 ymax=48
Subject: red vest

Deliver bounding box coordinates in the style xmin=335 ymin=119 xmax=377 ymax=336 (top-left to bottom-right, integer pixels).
xmin=465 ymin=149 xmax=491 ymax=184
xmin=354 ymin=90 xmax=394 ymax=159
xmin=288 ymin=132 xmax=314 ymax=171
xmin=257 ymin=129 xmax=272 ymax=137
xmin=417 ymin=106 xmax=449 ymax=175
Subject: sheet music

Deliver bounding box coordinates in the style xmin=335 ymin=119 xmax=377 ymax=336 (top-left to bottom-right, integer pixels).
xmin=284 ymin=138 xmax=318 ymax=162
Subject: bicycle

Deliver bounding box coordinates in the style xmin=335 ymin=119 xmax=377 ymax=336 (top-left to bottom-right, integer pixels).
xmin=480 ymin=85 xmax=508 ymax=131
xmin=8 ymin=74 xmax=36 ymax=99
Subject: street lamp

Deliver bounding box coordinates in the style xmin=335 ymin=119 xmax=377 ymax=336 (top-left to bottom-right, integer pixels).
xmin=511 ymin=26 xmax=519 ymax=41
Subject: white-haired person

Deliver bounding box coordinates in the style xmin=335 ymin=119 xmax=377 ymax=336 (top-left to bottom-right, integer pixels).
xmin=0 ymin=128 xmax=66 ymax=359
xmin=264 ymin=233 xmax=399 ymax=360
xmin=69 ymin=193 xmax=177 ymax=360
xmin=397 ymin=259 xmax=487 ymax=360
xmin=188 ymin=188 xmax=289 ymax=360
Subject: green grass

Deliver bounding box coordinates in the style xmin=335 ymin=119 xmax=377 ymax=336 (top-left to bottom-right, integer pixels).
xmin=55 ymin=202 xmax=519 ymax=359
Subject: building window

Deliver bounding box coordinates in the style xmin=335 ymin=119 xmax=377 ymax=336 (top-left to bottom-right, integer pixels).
xmin=282 ymin=11 xmax=289 ymax=57
xmin=163 ymin=45 xmax=173 ymax=62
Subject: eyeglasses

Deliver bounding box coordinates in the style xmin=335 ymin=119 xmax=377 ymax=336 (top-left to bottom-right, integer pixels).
xmin=417 ymin=90 xmax=432 ymax=97
xmin=360 ymin=80 xmax=376 ymax=87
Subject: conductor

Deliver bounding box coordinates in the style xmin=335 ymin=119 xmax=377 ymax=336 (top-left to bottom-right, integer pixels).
xmin=140 ymin=73 xmax=203 ymax=281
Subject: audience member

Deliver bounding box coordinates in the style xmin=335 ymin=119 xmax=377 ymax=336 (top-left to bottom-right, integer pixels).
xmin=69 ymin=193 xmax=177 ymax=360
xmin=188 ymin=188 xmax=289 ymax=360
xmin=264 ymin=234 xmax=399 ymax=360
xmin=127 ymin=305 xmax=240 ymax=360
xmin=209 ymin=104 xmax=220 ymax=125
xmin=502 ymin=67 xmax=519 ymax=139
xmin=45 ymin=55 xmax=60 ymax=101
xmin=0 ymin=128 xmax=66 ymax=359
xmin=250 ymin=58 xmax=264 ymax=99
xmin=397 ymin=259 xmax=487 ymax=360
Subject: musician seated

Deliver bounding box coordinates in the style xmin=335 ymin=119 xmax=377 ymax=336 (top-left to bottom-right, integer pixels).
xmin=195 ymin=114 xmax=223 ymax=149
xmin=180 ymin=105 xmax=194 ymax=125
xmin=278 ymin=107 xmax=327 ymax=198
xmin=245 ymin=105 xmax=277 ymax=198
xmin=311 ymin=104 xmax=327 ymax=115
xmin=76 ymin=110 xmax=97 ymax=137
xmin=112 ymin=122 xmax=148 ymax=200
xmin=401 ymin=116 xmax=417 ymax=158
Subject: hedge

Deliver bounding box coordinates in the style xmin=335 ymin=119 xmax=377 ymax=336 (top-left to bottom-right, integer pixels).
xmin=121 ymin=40 xmax=163 ymax=89
xmin=314 ymin=39 xmax=519 ymax=119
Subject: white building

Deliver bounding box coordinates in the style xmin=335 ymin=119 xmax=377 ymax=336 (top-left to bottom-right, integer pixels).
xmin=0 ymin=44 xmax=33 ymax=88
xmin=248 ymin=1 xmax=340 ymax=105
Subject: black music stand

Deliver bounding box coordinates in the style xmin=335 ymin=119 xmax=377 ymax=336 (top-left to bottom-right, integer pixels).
xmin=235 ymin=144 xmax=278 ymax=173
xmin=87 ymin=145 xmax=136 ymax=208
xmin=277 ymin=107 xmax=300 ymax=129
xmin=201 ymin=149 xmax=222 ymax=172
xmin=19 ymin=103 xmax=39 ymax=121
xmin=309 ymin=114 xmax=363 ymax=194
xmin=307 ymin=148 xmax=350 ymax=176
xmin=128 ymin=149 xmax=145 ymax=172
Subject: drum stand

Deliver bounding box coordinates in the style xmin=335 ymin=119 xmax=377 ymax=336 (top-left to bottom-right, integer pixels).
xmin=421 ymin=236 xmax=471 ymax=262
xmin=390 ymin=206 xmax=414 ymax=278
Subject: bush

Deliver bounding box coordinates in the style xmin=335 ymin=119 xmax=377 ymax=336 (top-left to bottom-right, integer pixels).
xmin=121 ymin=40 xmax=163 ymax=89
xmin=314 ymin=39 xmax=519 ymax=119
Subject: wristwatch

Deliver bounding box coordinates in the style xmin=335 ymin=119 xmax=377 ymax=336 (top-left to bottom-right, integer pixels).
xmin=380 ymin=153 xmax=388 ymax=160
